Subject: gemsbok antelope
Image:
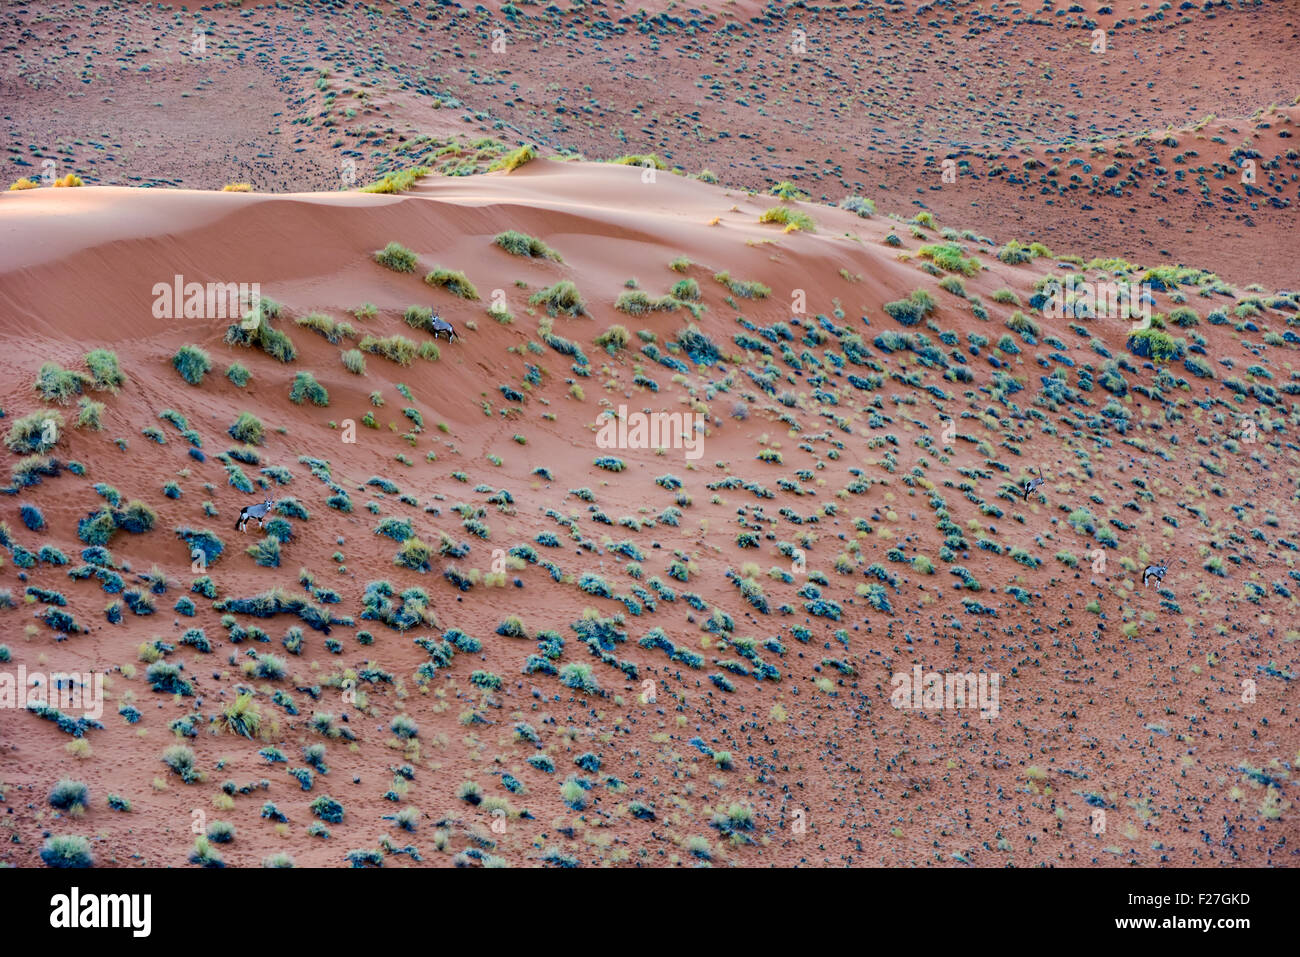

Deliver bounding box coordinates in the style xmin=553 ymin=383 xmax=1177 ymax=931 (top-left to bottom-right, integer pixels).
xmin=236 ymin=497 xmax=275 ymax=534
xmin=1142 ymin=558 xmax=1169 ymax=589
xmin=1021 ymin=466 xmax=1046 ymax=502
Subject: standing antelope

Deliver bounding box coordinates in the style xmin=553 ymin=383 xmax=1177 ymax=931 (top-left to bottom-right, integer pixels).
xmin=1142 ymin=558 xmax=1169 ymax=588
xmin=1022 ymin=466 xmax=1046 ymax=502
xmin=236 ymin=497 xmax=275 ymax=534
xmin=429 ymin=313 xmax=457 ymax=341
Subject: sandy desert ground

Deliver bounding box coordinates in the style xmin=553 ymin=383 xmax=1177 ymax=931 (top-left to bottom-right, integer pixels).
xmin=0 ymin=0 xmax=1295 ymax=869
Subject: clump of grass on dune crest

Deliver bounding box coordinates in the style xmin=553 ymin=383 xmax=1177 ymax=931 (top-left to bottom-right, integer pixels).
xmin=221 ymin=182 xmax=253 ymax=192
xmin=424 ymin=267 xmax=479 ymax=300
xmin=493 ymin=230 xmax=562 ymax=261
xmin=373 ymin=241 xmax=418 ymax=273
xmin=224 ymin=304 xmax=296 ymax=363
xmin=41 ymin=835 xmax=93 ymax=868
xmin=997 ymin=239 xmax=1051 ymax=265
xmin=8 ymin=177 xmax=39 ymax=191
xmin=713 ymin=271 xmax=770 ymax=300
xmin=769 ymin=180 xmax=809 ymax=201
xmin=295 ymin=313 xmax=355 ymax=344
xmin=289 ymin=371 xmax=329 ymax=407
xmin=84 ymin=350 xmax=125 ymax=392
xmin=614 ymin=290 xmax=683 ymax=316
xmin=220 ymin=692 xmax=262 ymax=738
xmin=34 ymin=352 xmax=124 ymax=404
xmin=172 ymin=345 xmax=212 ymax=386
xmin=883 ymin=289 xmax=937 ymax=327
xmin=229 ymin=411 xmax=264 ymax=445
xmin=530 ymin=280 xmax=587 ymax=317
xmin=594 ymin=324 xmax=631 ymax=354
xmin=52 ymin=174 xmax=83 ymax=187
xmin=360 ymin=167 xmax=430 ymax=194
xmin=1127 ymin=327 xmax=1182 ymax=362
xmin=341 ymin=349 xmax=366 ymax=375
xmin=840 ymin=195 xmax=875 ymax=217
xmin=226 ymin=363 xmax=251 ymax=387
xmin=359 ymin=335 xmax=418 ymax=366
xmin=395 ymin=536 xmax=432 ymax=572
xmin=33 ymin=363 xmax=93 ymax=404
xmin=759 ymin=206 xmax=817 ymax=233
xmin=488 ymin=144 xmax=537 ymax=173
xmin=76 ymin=398 xmax=104 ymax=431
xmin=403 ymin=305 xmax=434 ymax=331
xmin=671 ymin=277 xmax=700 ymax=300
xmin=609 ymin=154 xmax=667 ymax=170
xmin=917 ymin=242 xmax=980 ymax=277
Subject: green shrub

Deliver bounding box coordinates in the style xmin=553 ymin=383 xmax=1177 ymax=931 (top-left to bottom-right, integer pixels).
xmin=403 ymin=305 xmax=433 ymax=331
xmin=225 ymin=315 xmax=296 ymax=363
xmin=595 ymin=324 xmax=631 ymax=354
xmin=40 ymin=835 xmax=93 ymax=868
xmin=488 ymin=143 xmax=537 ymax=173
xmin=295 ymin=313 xmax=356 ymax=344
xmin=770 ymin=180 xmax=809 ymax=200
xmin=5 ymin=409 xmax=63 ymax=454
xmin=529 ymin=280 xmax=586 ymax=317
xmin=615 ymin=290 xmax=682 ymax=315
xmin=374 ymin=241 xmax=418 ymax=273
xmin=162 ymin=744 xmax=201 ymax=783
xmin=609 ymin=153 xmax=667 ymax=169
xmin=289 ymin=371 xmax=329 ymax=407
xmin=1006 ymin=311 xmax=1040 ymax=339
xmin=840 ymin=195 xmax=875 ymax=217
xmin=1127 ymin=327 xmax=1180 ymax=361
xmin=49 ymin=778 xmax=90 ymax=810
xmin=75 ymin=398 xmax=105 ymax=431
xmin=424 ymin=267 xmax=480 ymax=300
xmin=247 ymin=537 xmax=281 ymax=567
xmin=341 ymin=349 xmax=366 ymax=374
xmin=229 ymin=412 xmax=264 ymax=445
xmin=360 ymin=167 xmax=430 ymax=194
xmin=84 ymin=349 xmax=126 ymax=392
xmin=759 ymin=206 xmax=817 ymax=232
xmin=671 ymin=277 xmax=700 ymax=300
xmin=172 ymin=345 xmax=212 ymax=386
xmin=996 ymin=239 xmax=1044 ymax=264
xmin=226 ymin=363 xmax=251 ymax=387
xmin=884 ymin=289 xmax=936 ymax=327
xmin=713 ymin=271 xmax=770 ymax=299
xmin=359 ymin=335 xmax=418 ymax=366
xmin=395 ymin=536 xmax=432 ymax=572
xmin=493 ymin=230 xmax=562 ymax=261
xmin=917 ymin=242 xmax=979 ymax=276
xmin=34 ymin=362 xmax=93 ymax=404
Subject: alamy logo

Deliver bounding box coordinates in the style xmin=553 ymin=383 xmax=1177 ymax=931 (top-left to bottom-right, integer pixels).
xmin=595 ymin=404 xmax=705 ymax=460
xmin=50 ymin=888 xmax=151 ymax=937
xmin=0 ymin=666 xmax=103 ymax=720
xmin=152 ymin=274 xmax=260 ymax=320
xmin=1041 ymin=275 xmax=1151 ymax=327
xmin=890 ymin=665 xmax=1000 ymax=719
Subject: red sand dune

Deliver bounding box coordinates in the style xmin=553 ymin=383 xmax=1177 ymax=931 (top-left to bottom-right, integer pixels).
xmin=0 ymin=0 xmax=1295 ymax=870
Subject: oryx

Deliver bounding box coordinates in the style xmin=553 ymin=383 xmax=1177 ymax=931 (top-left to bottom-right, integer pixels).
xmin=1142 ymin=557 xmax=1169 ymax=589
xmin=1021 ymin=466 xmax=1046 ymax=502
xmin=236 ymin=497 xmax=275 ymax=534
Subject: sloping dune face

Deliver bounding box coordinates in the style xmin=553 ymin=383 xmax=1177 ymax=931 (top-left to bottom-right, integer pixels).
xmin=0 ymin=161 xmax=1295 ymax=868
xmin=1 ymin=0 xmax=1296 ymax=285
